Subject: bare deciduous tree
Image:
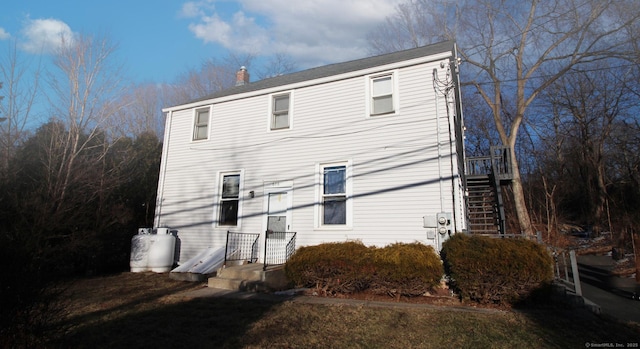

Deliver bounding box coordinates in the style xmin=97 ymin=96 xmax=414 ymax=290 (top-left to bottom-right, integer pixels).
xmin=368 ymin=0 xmax=640 ymax=236
xmin=110 ymin=83 xmax=165 ymax=138
xmin=255 ymin=52 xmax=298 ymax=80
xmin=0 ymin=41 xmax=42 ymax=169
xmin=546 ymin=67 xmax=635 ymax=232
xmin=47 ymin=33 xmax=127 ymax=205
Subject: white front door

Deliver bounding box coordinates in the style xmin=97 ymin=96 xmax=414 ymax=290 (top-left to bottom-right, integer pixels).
xmin=263 ymin=181 xmax=293 ymax=233
xmin=266 ymin=191 xmax=290 ymax=232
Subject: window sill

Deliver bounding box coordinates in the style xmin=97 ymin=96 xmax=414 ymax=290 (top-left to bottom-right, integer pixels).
xmin=314 ymin=225 xmax=353 ymax=231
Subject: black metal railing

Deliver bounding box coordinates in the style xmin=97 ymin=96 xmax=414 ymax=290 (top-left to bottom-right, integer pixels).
xmin=466 ymin=155 xmax=493 ymax=177
xmin=466 ymin=145 xmax=513 ymax=180
xmin=490 ymin=146 xmax=513 ymax=181
xmin=224 ymin=231 xmax=260 ymax=266
xmin=263 ymin=231 xmax=296 ymax=271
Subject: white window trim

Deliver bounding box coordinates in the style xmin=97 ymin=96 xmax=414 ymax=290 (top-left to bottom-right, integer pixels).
xmin=214 ymin=169 xmax=245 ymax=228
xmin=314 ymin=160 xmax=353 ymax=229
xmin=192 ymin=106 xmax=211 ymax=141
xmin=267 ymin=90 xmax=294 ymax=131
xmin=365 ymin=70 xmax=399 ymax=118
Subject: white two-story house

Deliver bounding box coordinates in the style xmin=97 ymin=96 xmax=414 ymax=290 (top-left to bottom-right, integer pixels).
xmin=155 ymin=40 xmax=467 ymax=266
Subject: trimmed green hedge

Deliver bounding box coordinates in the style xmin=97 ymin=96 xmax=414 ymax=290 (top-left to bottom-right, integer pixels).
xmin=441 ymin=234 xmax=553 ymax=305
xmin=285 ymin=241 xmax=443 ymax=297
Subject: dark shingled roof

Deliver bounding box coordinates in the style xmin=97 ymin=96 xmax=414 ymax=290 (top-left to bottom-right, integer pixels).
xmin=188 ymin=40 xmax=455 ymax=105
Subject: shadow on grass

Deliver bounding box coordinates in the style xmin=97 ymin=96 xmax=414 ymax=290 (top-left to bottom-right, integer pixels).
xmin=54 ymin=295 xmax=288 ymax=348
xmin=56 ymin=275 xmax=204 ymax=329
xmin=49 ymin=272 xmax=640 ymax=348
xmin=511 ymin=285 xmax=640 ymax=346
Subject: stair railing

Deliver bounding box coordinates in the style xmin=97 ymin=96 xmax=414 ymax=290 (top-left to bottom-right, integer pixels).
xmin=465 ymin=156 xmax=493 ymax=176
xmin=489 ymin=145 xmax=513 ymax=181
xmin=488 ymin=146 xmax=511 ymax=234
xmin=224 ymin=231 xmax=260 ymax=266
xmin=263 ymin=231 xmax=297 ymax=271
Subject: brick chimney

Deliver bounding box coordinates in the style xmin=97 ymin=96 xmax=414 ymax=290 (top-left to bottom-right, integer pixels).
xmin=236 ymin=66 xmax=249 ymax=86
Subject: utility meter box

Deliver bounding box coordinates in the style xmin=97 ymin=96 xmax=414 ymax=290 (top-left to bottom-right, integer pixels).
xmin=423 ymin=215 xmax=437 ymax=228
xmin=436 ymin=212 xmax=452 ymax=235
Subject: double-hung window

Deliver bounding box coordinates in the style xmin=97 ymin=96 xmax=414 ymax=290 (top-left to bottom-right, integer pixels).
xmin=218 ymin=173 xmax=240 ymax=226
xmin=320 ymin=164 xmax=349 ymax=226
xmin=370 ymin=73 xmax=396 ymax=116
xmin=271 ymin=93 xmax=291 ymax=130
xmin=193 ymin=108 xmax=210 ymax=141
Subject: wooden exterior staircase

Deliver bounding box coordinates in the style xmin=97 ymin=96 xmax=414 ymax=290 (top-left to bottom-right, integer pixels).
xmin=465 ymin=146 xmax=513 ymax=235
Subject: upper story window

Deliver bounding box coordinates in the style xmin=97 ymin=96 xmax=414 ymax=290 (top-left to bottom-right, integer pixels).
xmin=218 ymin=173 xmax=241 ymax=226
xmin=271 ymin=93 xmax=291 ymax=130
xmin=369 ymin=72 xmax=397 ymax=116
xmin=193 ymin=108 xmax=210 ymax=141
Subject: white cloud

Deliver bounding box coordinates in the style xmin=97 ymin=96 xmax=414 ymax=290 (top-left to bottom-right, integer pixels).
xmin=179 ymin=0 xmax=215 ymax=18
xmin=0 ymin=28 xmax=10 ymax=40
xmin=20 ymin=18 xmax=76 ymax=54
xmin=182 ymin=0 xmax=402 ymax=67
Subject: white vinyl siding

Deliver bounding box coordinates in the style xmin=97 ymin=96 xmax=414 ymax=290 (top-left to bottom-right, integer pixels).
xmin=156 ymin=53 xmax=463 ymax=264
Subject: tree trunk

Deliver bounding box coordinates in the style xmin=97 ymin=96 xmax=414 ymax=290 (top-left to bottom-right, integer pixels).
xmin=510 ymin=146 xmax=535 ymax=237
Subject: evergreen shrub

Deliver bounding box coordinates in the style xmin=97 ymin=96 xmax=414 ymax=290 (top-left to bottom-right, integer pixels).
xmin=284 ymin=241 xmax=374 ymax=294
xmin=285 ymin=241 xmax=443 ymax=296
xmin=441 ymin=234 xmax=553 ymax=305
xmin=371 ymin=243 xmax=443 ymax=296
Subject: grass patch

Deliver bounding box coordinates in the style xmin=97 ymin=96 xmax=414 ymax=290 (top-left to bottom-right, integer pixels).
xmin=49 ymin=272 xmax=639 ymax=348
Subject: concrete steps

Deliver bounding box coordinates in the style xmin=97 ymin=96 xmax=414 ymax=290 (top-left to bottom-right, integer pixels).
xmin=207 ymin=263 xmax=290 ymax=292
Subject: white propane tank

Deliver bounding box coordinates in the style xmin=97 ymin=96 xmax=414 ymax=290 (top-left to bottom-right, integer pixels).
xmin=147 ymin=230 xmax=176 ymax=273
xmin=130 ymin=234 xmax=151 ymax=272
xmin=155 ymin=227 xmax=170 ymax=235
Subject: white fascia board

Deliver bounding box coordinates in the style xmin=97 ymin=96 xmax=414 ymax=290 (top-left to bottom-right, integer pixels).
xmin=162 ymin=51 xmax=453 ymax=114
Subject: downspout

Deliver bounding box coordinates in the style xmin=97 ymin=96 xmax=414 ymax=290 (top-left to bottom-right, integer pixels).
xmin=445 ymin=82 xmax=459 ymax=234
xmin=154 ymin=110 xmax=173 ymax=227
xmin=433 ymin=56 xmax=458 ymax=229
xmin=435 ymin=92 xmax=445 ymax=212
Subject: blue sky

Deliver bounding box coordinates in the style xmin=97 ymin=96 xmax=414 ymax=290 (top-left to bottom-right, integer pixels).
xmin=0 ymin=0 xmax=402 ymax=84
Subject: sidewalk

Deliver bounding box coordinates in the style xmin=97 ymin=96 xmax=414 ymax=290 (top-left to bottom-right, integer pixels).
xmin=577 ymin=254 xmax=640 ymax=324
